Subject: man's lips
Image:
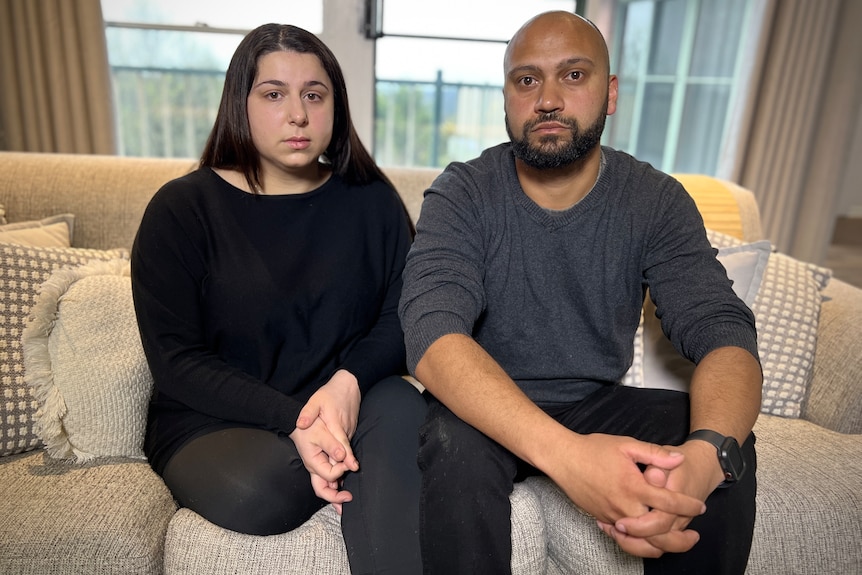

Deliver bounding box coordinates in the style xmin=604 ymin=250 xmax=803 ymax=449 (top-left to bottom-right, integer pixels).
xmin=531 ymin=122 xmax=568 ymax=133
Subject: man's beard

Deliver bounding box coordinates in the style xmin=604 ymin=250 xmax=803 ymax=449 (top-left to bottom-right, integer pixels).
xmin=506 ymin=111 xmax=606 ymax=170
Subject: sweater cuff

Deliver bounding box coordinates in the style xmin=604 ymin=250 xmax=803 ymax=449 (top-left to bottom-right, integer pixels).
xmin=691 ymin=322 xmax=760 ymax=366
xmin=404 ymin=310 xmax=472 ymax=375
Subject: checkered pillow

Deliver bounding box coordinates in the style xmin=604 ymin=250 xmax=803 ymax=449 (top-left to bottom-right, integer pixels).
xmin=707 ymin=230 xmax=831 ymax=417
xmin=0 ymin=242 xmax=129 ymax=457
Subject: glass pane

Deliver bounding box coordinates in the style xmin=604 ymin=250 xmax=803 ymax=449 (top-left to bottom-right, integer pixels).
xmin=636 ymin=82 xmax=673 ymax=169
xmin=104 ymin=27 xmax=235 ymax=157
xmin=689 ymin=0 xmax=747 ymax=78
xmin=605 ymin=77 xmax=638 ymax=151
xmin=374 ymin=76 xmax=507 ymax=168
xmin=674 ymin=84 xmax=730 ymax=174
xmin=382 ymin=0 xmax=576 ymax=41
xmin=112 ymin=69 xmax=222 ymax=157
xmin=616 ymin=1 xmax=654 ymax=78
xmin=374 ymin=35 xmax=509 ymax=168
xmin=647 ymin=0 xmax=687 ymax=76
xmin=105 ymin=27 xmax=240 ymax=70
xmin=376 ymin=37 xmax=505 ymax=84
xmin=101 ymin=0 xmax=322 ymax=32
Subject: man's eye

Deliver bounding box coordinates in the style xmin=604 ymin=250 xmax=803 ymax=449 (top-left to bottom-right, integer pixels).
xmin=520 ymin=77 xmax=535 ymax=86
xmin=569 ymin=71 xmax=582 ymax=80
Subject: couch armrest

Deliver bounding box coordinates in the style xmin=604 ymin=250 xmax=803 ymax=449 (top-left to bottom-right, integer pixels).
xmin=802 ymin=277 xmax=862 ymax=434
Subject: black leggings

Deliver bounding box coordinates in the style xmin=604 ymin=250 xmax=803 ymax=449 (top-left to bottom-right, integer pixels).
xmin=161 ymin=376 xmax=427 ymax=575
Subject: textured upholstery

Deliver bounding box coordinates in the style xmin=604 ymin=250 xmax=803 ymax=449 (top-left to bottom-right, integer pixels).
xmin=0 ymin=450 xmax=176 ymax=575
xmin=0 ymin=151 xmax=859 ymax=575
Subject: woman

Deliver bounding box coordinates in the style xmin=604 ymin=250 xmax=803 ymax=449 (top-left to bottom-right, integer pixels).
xmin=130 ymin=23 xmax=425 ymax=574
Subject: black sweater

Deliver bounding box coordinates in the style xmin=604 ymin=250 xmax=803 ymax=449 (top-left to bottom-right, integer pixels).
xmin=131 ymin=168 xmax=412 ymax=472
xmin=399 ymin=144 xmax=759 ymax=405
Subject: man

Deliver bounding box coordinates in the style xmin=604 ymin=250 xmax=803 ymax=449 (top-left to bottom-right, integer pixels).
xmin=398 ymin=10 xmax=761 ymax=575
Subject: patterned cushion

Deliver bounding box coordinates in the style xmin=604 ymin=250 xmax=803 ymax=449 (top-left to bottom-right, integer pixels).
xmin=623 ymin=239 xmax=771 ymax=390
xmin=22 ymin=259 xmax=152 ymax=462
xmin=625 ymin=230 xmax=829 ymax=418
xmin=0 ymin=243 xmax=129 ymax=457
xmin=707 ymin=230 xmax=830 ymax=417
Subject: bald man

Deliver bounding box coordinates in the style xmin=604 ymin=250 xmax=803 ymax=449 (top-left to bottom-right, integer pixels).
xmin=399 ymin=11 xmax=760 ymax=575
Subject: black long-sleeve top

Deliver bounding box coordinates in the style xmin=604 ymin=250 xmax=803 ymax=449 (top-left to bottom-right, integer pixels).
xmin=131 ymin=168 xmax=412 ymax=473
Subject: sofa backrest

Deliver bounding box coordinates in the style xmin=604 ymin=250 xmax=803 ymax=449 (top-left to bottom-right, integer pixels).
xmin=0 ymin=152 xmax=762 ymax=251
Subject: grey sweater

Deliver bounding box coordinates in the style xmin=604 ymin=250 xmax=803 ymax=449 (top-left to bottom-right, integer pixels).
xmin=398 ymin=144 xmax=758 ymax=405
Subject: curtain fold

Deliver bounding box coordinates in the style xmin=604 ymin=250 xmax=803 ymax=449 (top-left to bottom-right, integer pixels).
xmin=736 ymin=0 xmax=861 ymax=263
xmin=0 ymin=0 xmax=115 ymax=154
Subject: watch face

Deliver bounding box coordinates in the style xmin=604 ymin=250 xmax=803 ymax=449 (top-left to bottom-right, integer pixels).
xmin=719 ymin=436 xmax=746 ymax=482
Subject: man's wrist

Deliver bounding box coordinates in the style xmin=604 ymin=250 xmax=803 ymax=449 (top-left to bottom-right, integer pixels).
xmin=681 ymin=438 xmax=726 ymax=488
xmin=685 ymin=429 xmax=747 ymax=486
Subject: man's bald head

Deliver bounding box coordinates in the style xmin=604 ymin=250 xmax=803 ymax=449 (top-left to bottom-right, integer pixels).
xmin=504 ymin=11 xmax=611 ymax=78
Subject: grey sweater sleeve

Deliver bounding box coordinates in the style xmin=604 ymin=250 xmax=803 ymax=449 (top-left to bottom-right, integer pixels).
xmin=398 ymin=164 xmax=487 ymax=374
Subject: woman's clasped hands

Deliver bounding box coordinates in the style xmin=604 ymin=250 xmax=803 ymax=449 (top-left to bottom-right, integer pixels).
xmin=289 ymin=369 xmax=362 ymax=514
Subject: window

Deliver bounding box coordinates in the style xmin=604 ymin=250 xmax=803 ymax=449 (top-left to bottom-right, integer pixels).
xmin=602 ymin=0 xmax=757 ymax=175
xmin=100 ymin=0 xmax=760 ymax=177
xmin=373 ymin=0 xmax=577 ymax=167
xmin=101 ymin=0 xmax=322 ymax=157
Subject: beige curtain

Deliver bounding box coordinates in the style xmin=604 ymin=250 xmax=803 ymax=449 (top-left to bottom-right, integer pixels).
xmin=735 ymin=0 xmax=862 ymax=263
xmin=0 ymin=0 xmax=115 ymax=154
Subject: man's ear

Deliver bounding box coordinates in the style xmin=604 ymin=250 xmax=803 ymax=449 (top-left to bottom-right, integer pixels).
xmin=607 ymin=75 xmax=619 ymax=116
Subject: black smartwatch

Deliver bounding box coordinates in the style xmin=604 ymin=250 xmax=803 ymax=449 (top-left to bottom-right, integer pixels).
xmin=685 ymin=429 xmax=746 ymax=487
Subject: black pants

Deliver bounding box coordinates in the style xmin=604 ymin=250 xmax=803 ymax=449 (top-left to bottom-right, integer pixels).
xmin=418 ymin=385 xmax=757 ymax=575
xmin=161 ymin=376 xmax=427 ymax=575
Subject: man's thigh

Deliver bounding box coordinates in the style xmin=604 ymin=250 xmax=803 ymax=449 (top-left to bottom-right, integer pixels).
xmin=544 ymin=385 xmax=691 ymax=446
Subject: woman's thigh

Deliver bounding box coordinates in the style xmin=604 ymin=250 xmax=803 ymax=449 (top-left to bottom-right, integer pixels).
xmin=162 ymin=426 xmax=324 ymax=535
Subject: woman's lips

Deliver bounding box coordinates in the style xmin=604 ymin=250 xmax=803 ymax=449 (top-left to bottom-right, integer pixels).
xmin=285 ymin=137 xmax=310 ymax=149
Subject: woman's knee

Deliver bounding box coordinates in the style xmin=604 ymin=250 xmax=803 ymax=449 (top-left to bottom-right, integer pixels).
xmin=161 ymin=427 xmax=323 ymax=535
xmin=357 ymin=376 xmax=427 ymax=430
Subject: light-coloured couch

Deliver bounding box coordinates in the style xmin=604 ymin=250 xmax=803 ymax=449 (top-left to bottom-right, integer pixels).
xmin=0 ymin=151 xmax=859 ymax=575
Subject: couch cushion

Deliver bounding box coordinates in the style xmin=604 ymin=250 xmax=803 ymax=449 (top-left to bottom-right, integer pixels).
xmin=164 ymin=481 xmax=548 ymax=575
xmin=0 ymin=243 xmax=129 ymax=457
xmin=707 ymin=231 xmax=831 ymax=418
xmin=0 ymin=449 xmax=176 ymax=575
xmin=745 ymin=414 xmax=862 ymax=575
xmin=533 ymin=475 xmax=641 ymax=575
xmin=0 ymin=213 xmax=75 ymax=247
xmin=22 ymin=259 xmax=152 ymax=462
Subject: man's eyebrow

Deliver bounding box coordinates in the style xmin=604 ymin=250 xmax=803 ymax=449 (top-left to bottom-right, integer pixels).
xmin=507 ymin=57 xmax=597 ymax=77
xmin=558 ymin=57 xmax=596 ymax=69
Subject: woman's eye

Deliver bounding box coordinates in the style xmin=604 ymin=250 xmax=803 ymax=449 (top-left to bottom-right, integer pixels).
xmin=305 ymin=93 xmax=321 ymax=101
xmin=265 ymin=91 xmax=280 ymax=100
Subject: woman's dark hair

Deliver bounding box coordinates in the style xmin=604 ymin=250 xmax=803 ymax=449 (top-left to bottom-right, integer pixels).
xmin=200 ymin=23 xmax=391 ymax=191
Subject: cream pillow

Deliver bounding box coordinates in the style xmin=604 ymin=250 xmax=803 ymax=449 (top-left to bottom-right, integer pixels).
xmin=0 ymin=243 xmax=129 ymax=457
xmin=0 ymin=213 xmax=75 ymax=247
xmin=22 ymin=258 xmax=152 ymax=462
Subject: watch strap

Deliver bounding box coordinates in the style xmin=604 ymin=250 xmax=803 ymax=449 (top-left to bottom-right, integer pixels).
xmin=686 ymin=429 xmax=743 ymax=486
xmin=686 ymin=429 xmax=725 ymax=446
